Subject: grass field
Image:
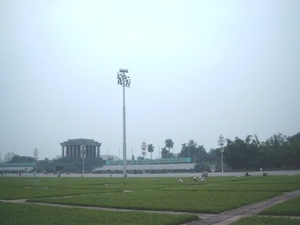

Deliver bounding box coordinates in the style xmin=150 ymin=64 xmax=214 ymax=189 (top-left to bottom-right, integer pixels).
xmin=0 ymin=202 xmax=198 ymax=225
xmin=231 ymin=216 xmax=300 ymax=225
xmin=0 ymin=175 xmax=299 ymax=225
xmin=260 ymin=196 xmax=300 ymax=216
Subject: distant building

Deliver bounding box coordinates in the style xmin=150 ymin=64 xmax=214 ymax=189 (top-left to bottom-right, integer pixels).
xmin=60 ymin=138 xmax=101 ymax=158
xmin=93 ymin=158 xmax=195 ymax=173
xmin=100 ymin=155 xmax=120 ymax=161
xmin=0 ymin=162 xmax=35 ymax=173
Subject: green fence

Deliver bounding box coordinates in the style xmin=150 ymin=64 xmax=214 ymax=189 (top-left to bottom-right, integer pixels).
xmin=0 ymin=162 xmax=36 ymax=167
xmin=106 ymin=158 xmax=191 ymax=165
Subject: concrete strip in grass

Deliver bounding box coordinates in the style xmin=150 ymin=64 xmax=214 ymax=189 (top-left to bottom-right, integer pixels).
xmin=183 ymin=189 xmax=300 ymax=225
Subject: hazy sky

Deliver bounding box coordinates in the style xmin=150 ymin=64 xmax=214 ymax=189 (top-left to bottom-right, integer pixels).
xmin=1 ymin=1 xmax=299 ymax=160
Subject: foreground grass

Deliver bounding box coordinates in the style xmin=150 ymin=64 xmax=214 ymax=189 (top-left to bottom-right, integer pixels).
xmin=260 ymin=196 xmax=300 ymax=216
xmin=26 ymin=175 xmax=300 ymax=213
xmin=231 ymin=216 xmax=300 ymax=225
xmin=0 ymin=202 xmax=198 ymax=225
xmin=29 ymin=190 xmax=280 ymax=213
xmin=1 ymin=175 xmax=300 ymax=215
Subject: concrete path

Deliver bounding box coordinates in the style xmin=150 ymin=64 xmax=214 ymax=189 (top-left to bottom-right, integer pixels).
xmin=184 ymin=189 xmax=300 ymax=225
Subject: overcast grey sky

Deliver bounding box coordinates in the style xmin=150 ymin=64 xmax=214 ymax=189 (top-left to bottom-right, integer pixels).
xmin=1 ymin=1 xmax=299 ymax=160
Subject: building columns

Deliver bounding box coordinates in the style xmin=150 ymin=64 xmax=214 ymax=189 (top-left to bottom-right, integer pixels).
xmin=97 ymin=146 xmax=100 ymax=158
xmin=61 ymin=140 xmax=101 ymax=159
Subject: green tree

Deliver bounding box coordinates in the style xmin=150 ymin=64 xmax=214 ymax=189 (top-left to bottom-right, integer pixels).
xmin=161 ymin=147 xmax=169 ymax=158
xmin=8 ymin=155 xmax=35 ymax=163
xmin=147 ymin=144 xmax=155 ymax=159
xmin=258 ymin=133 xmax=291 ymax=169
xmin=188 ymin=139 xmax=197 ymax=160
xmin=193 ymin=145 xmax=207 ymax=163
xmin=286 ymin=133 xmax=300 ymax=168
xmin=164 ymin=139 xmax=174 ymax=156
xmin=137 ymin=156 xmax=143 ymax=161
xmin=178 ymin=140 xmax=208 ymax=163
xmin=178 ymin=140 xmax=197 ymax=160
xmin=178 ymin=143 xmax=188 ymax=158
xmin=223 ymin=136 xmax=258 ymax=170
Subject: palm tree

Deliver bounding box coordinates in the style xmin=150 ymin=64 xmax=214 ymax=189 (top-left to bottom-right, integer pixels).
xmin=187 ymin=139 xmax=197 ymax=161
xmin=161 ymin=147 xmax=169 ymax=158
xmin=165 ymin=139 xmax=174 ymax=154
xmin=253 ymin=134 xmax=260 ymax=146
xmin=245 ymin=135 xmax=252 ymax=145
xmin=147 ymin=144 xmax=155 ymax=159
xmin=180 ymin=143 xmax=187 ymax=158
xmin=188 ymin=139 xmax=197 ymax=147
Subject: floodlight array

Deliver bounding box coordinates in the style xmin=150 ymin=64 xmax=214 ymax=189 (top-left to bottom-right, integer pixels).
xmin=117 ymin=73 xmax=131 ymax=87
xmin=218 ymin=135 xmax=225 ymax=146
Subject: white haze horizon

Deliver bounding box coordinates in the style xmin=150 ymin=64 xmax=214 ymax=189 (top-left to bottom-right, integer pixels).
xmin=1 ymin=1 xmax=299 ymax=161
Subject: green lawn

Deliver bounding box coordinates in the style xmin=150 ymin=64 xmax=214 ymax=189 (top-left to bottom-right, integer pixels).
xmin=0 ymin=202 xmax=198 ymax=225
xmin=0 ymin=175 xmax=299 ymax=224
xmin=28 ymin=189 xmax=280 ymax=213
xmin=25 ymin=176 xmax=300 ymax=213
xmin=261 ymin=196 xmax=300 ymax=216
xmin=232 ymin=216 xmax=300 ymax=225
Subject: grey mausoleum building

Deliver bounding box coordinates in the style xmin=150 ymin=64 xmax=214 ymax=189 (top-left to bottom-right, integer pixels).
xmin=60 ymin=138 xmax=101 ymax=158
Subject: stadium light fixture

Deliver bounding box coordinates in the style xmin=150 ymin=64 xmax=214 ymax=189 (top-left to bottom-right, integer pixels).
xmin=218 ymin=135 xmax=225 ymax=173
xmin=117 ymin=69 xmax=130 ymax=178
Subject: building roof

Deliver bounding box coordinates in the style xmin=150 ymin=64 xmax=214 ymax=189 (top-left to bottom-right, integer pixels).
xmin=0 ymin=162 xmax=35 ymax=171
xmin=60 ymin=138 xmax=101 ymax=147
xmin=100 ymin=155 xmax=120 ymax=161
xmin=93 ymin=163 xmax=196 ymax=172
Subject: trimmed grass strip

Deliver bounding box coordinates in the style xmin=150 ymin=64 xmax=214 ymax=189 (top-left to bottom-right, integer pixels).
xmin=261 ymin=196 xmax=300 ymax=216
xmin=231 ymin=216 xmax=300 ymax=225
xmin=0 ymin=202 xmax=198 ymax=225
xmin=29 ymin=190 xmax=280 ymax=213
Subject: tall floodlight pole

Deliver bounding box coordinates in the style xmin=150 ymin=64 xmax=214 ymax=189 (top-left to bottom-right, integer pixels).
xmin=80 ymin=144 xmax=86 ymax=176
xmin=117 ymin=69 xmax=131 ymax=178
xmin=218 ymin=135 xmax=225 ymax=173
xmin=33 ymin=148 xmax=38 ymax=176
xmin=141 ymin=141 xmax=147 ymax=175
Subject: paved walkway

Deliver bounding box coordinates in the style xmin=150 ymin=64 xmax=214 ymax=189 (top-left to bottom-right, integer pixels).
xmin=1 ymin=189 xmax=300 ymax=225
xmin=184 ymin=189 xmax=300 ymax=225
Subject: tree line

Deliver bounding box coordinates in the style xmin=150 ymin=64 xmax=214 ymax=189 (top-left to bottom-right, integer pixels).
xmin=5 ymin=132 xmax=300 ymax=172
xmin=151 ymin=132 xmax=300 ymax=170
xmin=219 ymin=132 xmax=300 ymax=170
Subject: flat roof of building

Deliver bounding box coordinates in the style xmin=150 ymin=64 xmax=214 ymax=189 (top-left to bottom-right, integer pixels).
xmin=93 ymin=163 xmax=196 ymax=172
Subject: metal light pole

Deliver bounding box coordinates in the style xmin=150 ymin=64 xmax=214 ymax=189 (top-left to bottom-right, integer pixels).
xmin=80 ymin=144 xmax=86 ymax=176
xmin=141 ymin=140 xmax=147 ymax=175
xmin=117 ymin=69 xmax=131 ymax=178
xmin=33 ymin=148 xmax=38 ymax=176
xmin=218 ymin=135 xmax=225 ymax=173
